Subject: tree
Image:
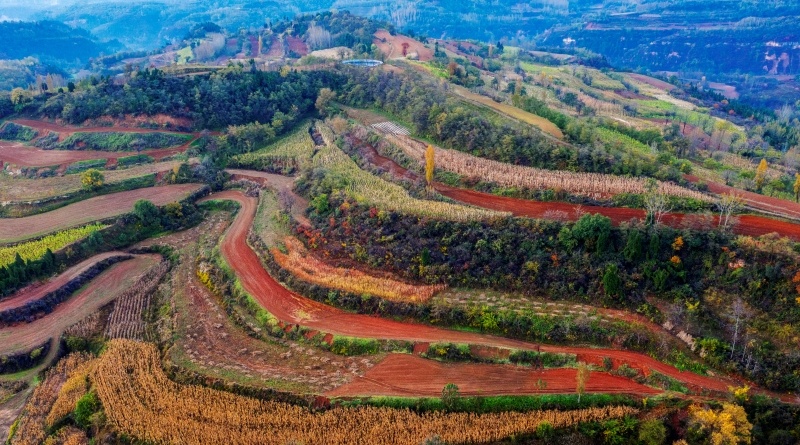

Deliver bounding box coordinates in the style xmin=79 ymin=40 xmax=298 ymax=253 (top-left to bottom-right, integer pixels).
xmin=575 ymin=362 xmax=589 ymax=402
xmin=441 ymin=383 xmax=460 ymax=410
xmin=716 ymin=193 xmax=744 ymax=229
xmin=639 ymin=419 xmax=667 ymax=445
xmin=689 ymin=403 xmax=752 ymax=445
xmin=81 ymin=168 xmax=104 ymax=191
xmin=755 ymin=159 xmax=768 ymax=191
xmin=425 ymin=144 xmax=435 ymax=188
xmin=644 ymin=179 xmax=672 ymax=227
xmin=315 ymin=88 xmax=336 ymax=117
xmin=728 ymin=298 xmax=751 ymax=360
xmin=602 ymin=263 xmax=623 ymax=299
xmin=793 ymin=173 xmax=800 ymax=202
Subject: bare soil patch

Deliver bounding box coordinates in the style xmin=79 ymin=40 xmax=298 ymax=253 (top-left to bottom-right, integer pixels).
xmin=0 ymin=184 xmax=203 ymax=244
xmin=628 ymin=74 xmax=675 ymax=91
xmin=327 ymin=354 xmax=660 ymax=397
xmin=373 ymin=30 xmax=432 ymax=61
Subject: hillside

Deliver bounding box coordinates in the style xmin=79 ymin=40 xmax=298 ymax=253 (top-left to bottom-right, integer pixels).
xmin=2 ymin=10 xmax=800 ymax=445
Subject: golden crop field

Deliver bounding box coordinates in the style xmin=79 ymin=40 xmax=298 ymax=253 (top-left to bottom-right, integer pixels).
xmin=92 ymin=339 xmax=638 ymax=445
xmin=312 ymin=143 xmax=506 ymax=221
xmin=273 ymin=237 xmax=444 ymax=302
xmin=388 ymin=134 xmax=712 ymax=202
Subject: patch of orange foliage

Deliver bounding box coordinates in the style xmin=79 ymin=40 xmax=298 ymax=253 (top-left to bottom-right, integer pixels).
xmin=273 ymin=237 xmax=444 ymax=303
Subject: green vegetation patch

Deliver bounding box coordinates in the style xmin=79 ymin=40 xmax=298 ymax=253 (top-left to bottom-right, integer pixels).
xmin=0 ymin=223 xmax=107 ymax=267
xmin=339 ymin=393 xmax=637 ymax=414
xmin=43 ymin=132 xmax=192 ymax=152
xmin=65 ymin=158 xmax=106 ymax=174
xmin=117 ymin=154 xmax=155 ymax=167
xmin=0 ymin=122 xmax=37 ymax=141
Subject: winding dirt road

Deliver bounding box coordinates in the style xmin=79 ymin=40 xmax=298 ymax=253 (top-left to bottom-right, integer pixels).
xmin=0 ymin=184 xmax=202 ymax=244
xmin=201 ymin=189 xmax=752 ymax=397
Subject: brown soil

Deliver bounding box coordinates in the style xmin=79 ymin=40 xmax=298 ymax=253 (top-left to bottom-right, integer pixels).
xmin=286 ymin=36 xmax=309 ymax=56
xmin=0 ymin=254 xmax=159 ymax=356
xmin=374 ymin=30 xmax=433 ymax=61
xmin=0 ymin=184 xmax=203 ymax=244
xmin=0 ymin=252 xmax=126 ymax=311
xmin=0 ymin=141 xmax=190 ymax=168
xmin=12 ymin=119 xmax=192 ymax=141
xmin=628 ymin=74 xmax=675 ymax=91
xmin=200 ymin=189 xmax=756 ymax=397
xmin=264 ymin=36 xmax=283 ymax=58
xmin=327 ymin=354 xmax=660 ymax=397
xmin=225 ymin=168 xmax=310 ymax=227
xmin=140 ymin=212 xmax=375 ymax=393
xmin=615 ymin=90 xmax=654 ymax=100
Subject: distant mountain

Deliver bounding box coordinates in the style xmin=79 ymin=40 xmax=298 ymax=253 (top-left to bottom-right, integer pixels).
xmin=0 ymin=20 xmax=118 ymax=63
xmin=4 ymin=0 xmax=799 ymax=78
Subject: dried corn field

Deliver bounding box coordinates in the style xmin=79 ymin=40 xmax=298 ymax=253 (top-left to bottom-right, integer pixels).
xmin=92 ymin=340 xmax=638 ymax=445
xmin=387 ymin=134 xmax=712 ymax=202
xmin=11 ymin=353 xmax=94 ymax=445
xmin=273 ymin=237 xmax=444 ymax=303
xmin=104 ymin=259 xmax=170 ymax=339
xmin=312 ymin=143 xmax=506 ymax=221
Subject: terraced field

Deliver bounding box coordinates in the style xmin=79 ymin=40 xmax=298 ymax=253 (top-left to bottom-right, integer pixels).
xmin=0 ymin=184 xmax=202 ymax=244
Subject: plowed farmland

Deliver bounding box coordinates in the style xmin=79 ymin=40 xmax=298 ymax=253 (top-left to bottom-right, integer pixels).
xmin=0 ymin=254 xmax=159 ymax=356
xmin=201 ymin=189 xmax=749 ymax=395
xmin=0 ymin=184 xmax=202 ymax=244
xmin=0 ymin=141 xmax=189 ymax=168
xmin=1 ymin=160 xmax=184 ymax=202
xmin=327 ymin=354 xmax=659 ymax=397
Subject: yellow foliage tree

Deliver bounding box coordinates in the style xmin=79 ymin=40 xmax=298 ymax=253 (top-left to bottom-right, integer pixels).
xmin=81 ymin=168 xmax=104 ymax=191
xmin=575 ymin=362 xmax=589 ymax=403
xmin=689 ymin=403 xmax=752 ymax=445
xmin=754 ymin=159 xmax=768 ymax=191
xmin=793 ymin=173 xmax=800 ymax=202
xmin=425 ymin=144 xmax=435 ymax=187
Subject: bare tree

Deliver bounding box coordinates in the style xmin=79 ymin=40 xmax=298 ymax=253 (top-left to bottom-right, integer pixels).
xmin=716 ymin=193 xmax=744 ymax=229
xmin=644 ymin=179 xmax=672 ymax=227
xmin=728 ymin=297 xmax=751 ymax=359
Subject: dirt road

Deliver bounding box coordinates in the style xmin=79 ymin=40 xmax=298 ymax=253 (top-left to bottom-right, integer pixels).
xmin=201 ymin=189 xmax=749 ymax=397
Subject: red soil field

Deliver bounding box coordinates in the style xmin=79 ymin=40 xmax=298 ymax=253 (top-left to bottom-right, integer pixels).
xmin=286 ymin=36 xmax=309 ymax=56
xmin=12 ymin=119 xmax=193 ymax=140
xmin=374 ymin=30 xmax=433 ymax=61
xmin=0 ymin=254 xmax=159 ymax=356
xmin=200 ymin=189 xmax=752 ymax=396
xmin=327 ymin=354 xmax=659 ymax=397
xmin=264 ymin=36 xmax=283 ymax=58
xmin=0 ymin=184 xmax=203 ymax=244
xmin=685 ymin=174 xmax=800 ymax=220
xmin=0 ymin=252 xmax=125 ymax=312
xmin=358 ymin=142 xmax=800 ymax=241
xmin=628 ymin=73 xmax=675 ymax=91
xmin=0 ymin=140 xmax=190 ymax=168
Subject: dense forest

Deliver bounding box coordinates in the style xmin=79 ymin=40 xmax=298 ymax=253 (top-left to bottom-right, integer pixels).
xmin=13 ymin=68 xmax=346 ymax=130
